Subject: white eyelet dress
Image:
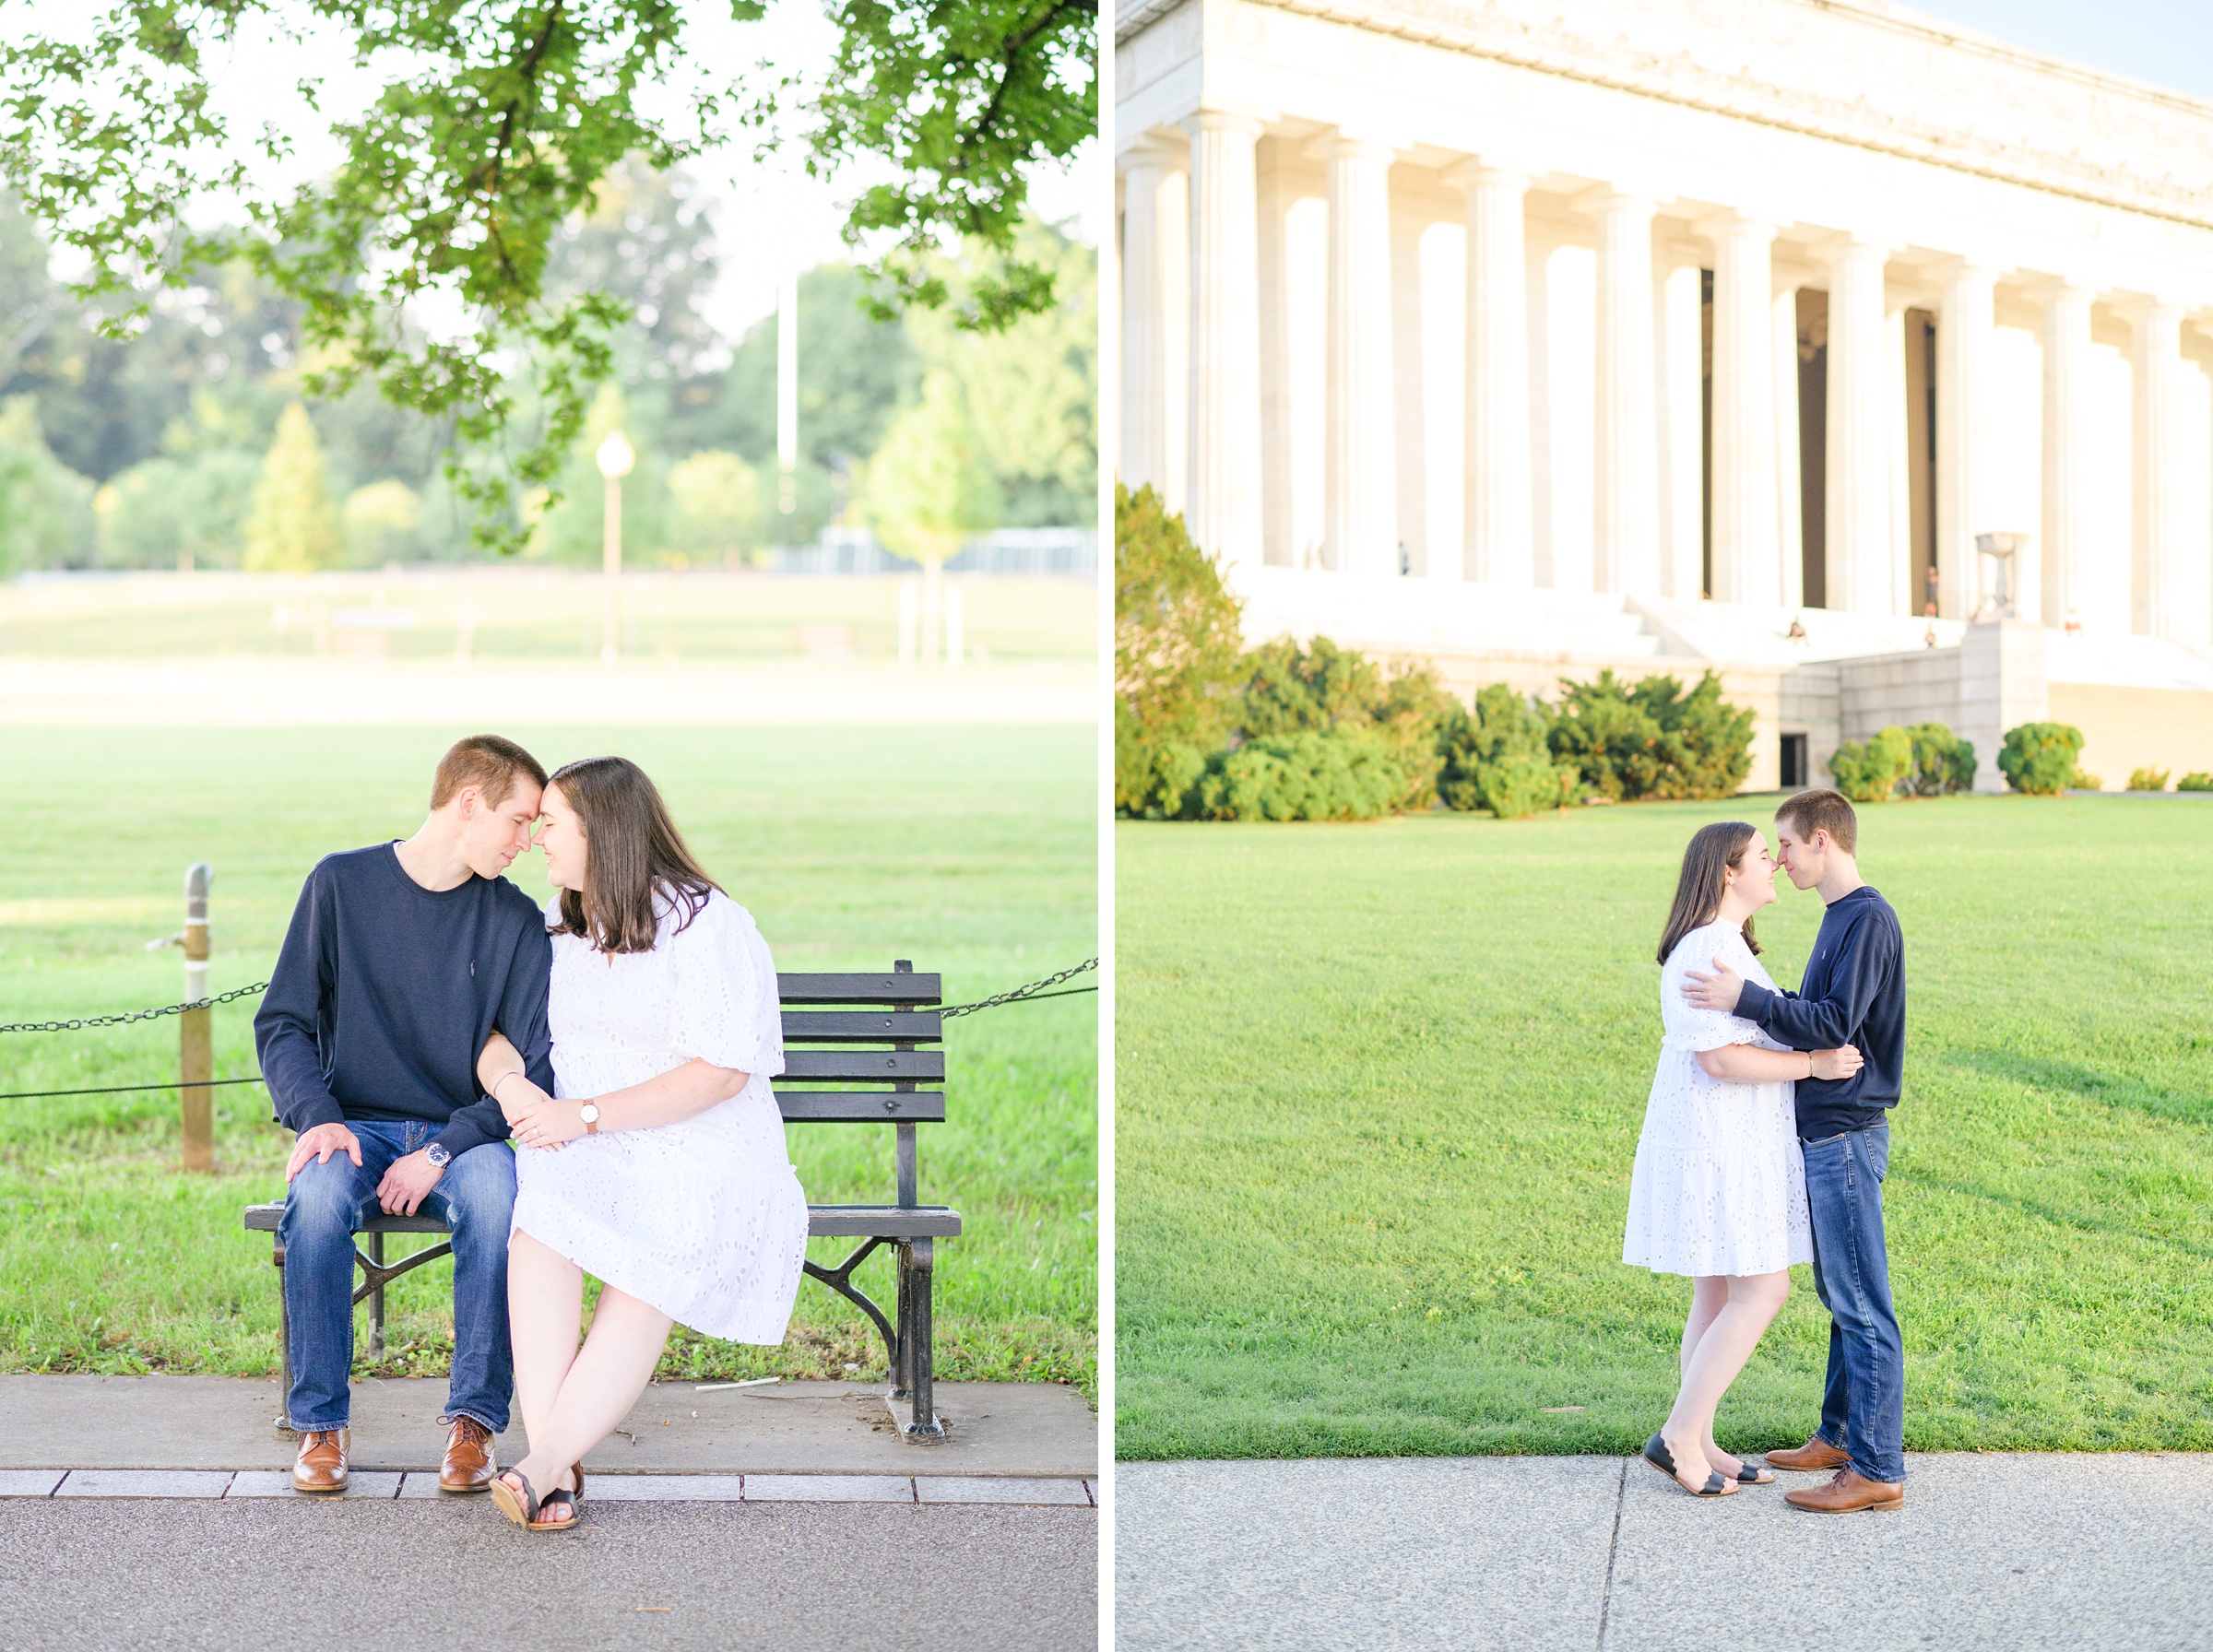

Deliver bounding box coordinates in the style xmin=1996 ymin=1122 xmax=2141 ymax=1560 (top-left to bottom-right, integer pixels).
xmin=1621 ymin=919 xmax=1813 ymax=1279
xmin=512 ymin=888 xmax=809 ymax=1343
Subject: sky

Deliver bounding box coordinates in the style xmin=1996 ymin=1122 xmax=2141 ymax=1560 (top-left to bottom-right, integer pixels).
xmin=1900 ymin=0 xmax=2213 ymax=102
xmin=8 ymin=0 xmax=1099 ymax=340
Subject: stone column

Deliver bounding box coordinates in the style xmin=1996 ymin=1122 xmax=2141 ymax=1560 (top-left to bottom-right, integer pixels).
xmin=1773 ymin=275 xmax=1805 ymax=610
xmin=1118 ymin=137 xmax=1187 ymax=505
xmin=1935 ymin=263 xmax=1999 ymax=620
xmin=1184 ymin=109 xmax=1265 ymax=575
xmin=1699 ymin=211 xmax=1781 ymax=607
xmin=1582 ymin=190 xmax=1661 ymax=596
xmin=1822 ymin=239 xmax=1893 ymax=614
xmin=1451 ymin=162 xmax=1534 ymax=586
xmin=1657 ymin=250 xmax=1705 ymax=601
xmin=2132 ymin=301 xmax=2206 ymax=643
xmin=1322 ymin=135 xmax=1399 ymax=579
xmin=2039 ymin=283 xmax=2097 ymax=631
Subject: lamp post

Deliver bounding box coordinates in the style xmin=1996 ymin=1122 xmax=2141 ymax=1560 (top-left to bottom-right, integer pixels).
xmin=597 ymin=431 xmax=634 ymax=665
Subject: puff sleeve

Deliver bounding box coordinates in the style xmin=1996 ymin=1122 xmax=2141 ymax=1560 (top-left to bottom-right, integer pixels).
xmin=664 ymin=892 xmax=786 ymax=1080
xmin=1660 ymin=926 xmax=1771 ymax=1055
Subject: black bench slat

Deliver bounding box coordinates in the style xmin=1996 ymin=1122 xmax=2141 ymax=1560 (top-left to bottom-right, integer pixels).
xmin=806 ymin=1204 xmax=962 ymax=1238
xmin=782 ymin=1049 xmax=944 ymax=1083
xmin=776 ymin=1090 xmax=945 ymax=1122
xmin=781 ymin=1010 xmax=942 ymax=1043
xmin=243 ymin=1204 xmax=445 ymax=1234
xmin=775 ymin=973 xmax=941 ymax=1005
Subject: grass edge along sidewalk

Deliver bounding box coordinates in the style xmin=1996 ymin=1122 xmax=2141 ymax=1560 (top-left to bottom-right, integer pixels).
xmin=1116 ymin=796 xmax=2213 ymax=1461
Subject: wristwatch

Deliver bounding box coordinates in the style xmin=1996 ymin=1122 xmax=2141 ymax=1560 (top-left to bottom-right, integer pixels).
xmin=579 ymin=1103 xmax=601 ymax=1136
xmin=425 ymin=1141 xmax=452 ymax=1169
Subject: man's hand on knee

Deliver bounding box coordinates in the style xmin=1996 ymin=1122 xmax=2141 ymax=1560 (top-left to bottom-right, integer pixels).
xmin=286 ymin=1123 xmax=363 ymax=1183
xmin=376 ymin=1149 xmax=445 ymax=1217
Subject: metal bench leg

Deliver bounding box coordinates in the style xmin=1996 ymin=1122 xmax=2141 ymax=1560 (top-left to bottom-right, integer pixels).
xmin=900 ymin=1238 xmax=944 ymax=1442
xmin=892 ymin=1254 xmax=915 ymax=1400
xmin=366 ymin=1231 xmax=385 ymax=1362
xmin=273 ymin=1236 xmax=294 ymax=1434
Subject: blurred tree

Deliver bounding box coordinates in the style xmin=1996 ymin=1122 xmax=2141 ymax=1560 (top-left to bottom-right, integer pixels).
xmin=906 ymin=217 xmax=1095 ymax=525
xmin=860 ymin=371 xmax=1000 ymax=567
xmin=243 ymin=403 xmax=342 ymax=572
xmin=667 ymin=451 xmax=762 ymax=566
xmin=0 ymin=395 xmax=95 ymax=572
xmin=345 ymin=479 xmax=423 ymax=566
xmin=94 ymin=450 xmax=260 ymax=569
xmin=545 ymin=159 xmax=724 ymax=384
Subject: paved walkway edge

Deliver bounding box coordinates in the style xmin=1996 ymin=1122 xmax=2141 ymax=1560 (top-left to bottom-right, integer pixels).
xmin=0 ymin=1469 xmax=1095 ymax=1505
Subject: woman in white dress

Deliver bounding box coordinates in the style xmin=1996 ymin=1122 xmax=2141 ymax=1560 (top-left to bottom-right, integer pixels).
xmin=1623 ymin=820 xmax=1863 ymax=1498
xmin=474 ymin=756 xmax=809 ymax=1531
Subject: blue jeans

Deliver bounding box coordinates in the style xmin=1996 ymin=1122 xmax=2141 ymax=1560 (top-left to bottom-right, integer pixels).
xmin=1802 ymin=1124 xmax=1905 ymax=1484
xmin=280 ymin=1119 xmax=515 ymax=1434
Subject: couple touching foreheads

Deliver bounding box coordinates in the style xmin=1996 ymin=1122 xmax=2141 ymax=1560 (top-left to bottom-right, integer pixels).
xmin=256 ymin=735 xmax=808 ymax=1530
xmin=1623 ymin=787 xmax=1909 ymax=1515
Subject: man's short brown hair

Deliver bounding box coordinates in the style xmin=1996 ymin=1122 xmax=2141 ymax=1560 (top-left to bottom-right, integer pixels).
xmin=431 ymin=735 xmax=549 ymax=811
xmin=1775 ymin=787 xmax=1857 ymax=853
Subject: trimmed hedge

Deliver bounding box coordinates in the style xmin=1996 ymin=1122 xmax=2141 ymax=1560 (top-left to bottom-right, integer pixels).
xmin=1996 ymin=722 xmax=2086 ymax=796
xmin=1828 ymin=726 xmax=1913 ymax=803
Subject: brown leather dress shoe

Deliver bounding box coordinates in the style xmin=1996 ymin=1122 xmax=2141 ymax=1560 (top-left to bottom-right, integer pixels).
xmin=439 ymin=1415 xmax=498 ymax=1493
xmin=292 ymin=1427 xmax=349 ymax=1493
xmin=1764 ymin=1434 xmax=1852 ymax=1473
xmin=1785 ymin=1468 xmax=1904 ymax=1514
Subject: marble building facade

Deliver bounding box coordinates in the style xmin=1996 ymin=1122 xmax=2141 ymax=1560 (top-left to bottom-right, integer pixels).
xmin=1114 ymin=0 xmax=2213 ymax=788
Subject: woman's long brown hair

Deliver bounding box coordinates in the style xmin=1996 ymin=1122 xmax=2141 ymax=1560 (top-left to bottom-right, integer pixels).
xmin=546 ymin=757 xmax=721 ymax=954
xmin=1656 ymin=820 xmax=1764 ymax=965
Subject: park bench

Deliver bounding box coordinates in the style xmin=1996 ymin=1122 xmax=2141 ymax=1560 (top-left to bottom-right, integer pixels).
xmin=243 ymin=961 xmax=960 ymax=1441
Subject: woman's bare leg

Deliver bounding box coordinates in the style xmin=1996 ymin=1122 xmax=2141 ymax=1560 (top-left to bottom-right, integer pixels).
xmin=1659 ymin=1271 xmax=1788 ymax=1492
xmin=1680 ymin=1276 xmax=1729 ymax=1379
xmin=505 ymin=1282 xmax=674 ymax=1501
xmin=506 ymin=1229 xmax=585 ymax=1467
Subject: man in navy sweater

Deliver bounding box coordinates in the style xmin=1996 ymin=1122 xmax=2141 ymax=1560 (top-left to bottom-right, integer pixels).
xmin=256 ymin=735 xmax=553 ymax=1494
xmin=1684 ymin=787 xmax=1907 ymax=1514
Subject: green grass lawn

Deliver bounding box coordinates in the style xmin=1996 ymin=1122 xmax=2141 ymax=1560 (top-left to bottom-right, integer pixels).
xmin=1116 ymin=796 xmax=2213 ymax=1459
xmin=0 ymin=725 xmax=1095 ymax=1393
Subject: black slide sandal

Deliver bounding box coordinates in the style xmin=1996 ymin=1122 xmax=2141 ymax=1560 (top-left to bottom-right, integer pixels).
xmin=1642 ymin=1432 xmax=1734 ymax=1497
xmin=530 ymin=1487 xmax=577 ymax=1532
xmin=1734 ymin=1461 xmax=1776 ymax=1485
xmin=490 ymin=1469 xmax=541 ymax=1528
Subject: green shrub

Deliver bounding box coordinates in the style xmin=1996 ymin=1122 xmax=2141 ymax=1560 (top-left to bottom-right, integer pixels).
xmin=1828 ymin=726 xmax=1913 ymax=803
xmin=2072 ymin=768 xmax=2103 ymax=792
xmin=1438 ymin=684 xmax=1580 ymax=819
xmin=1190 ymin=726 xmax=1411 ymax=821
xmin=1115 ymin=485 xmax=1245 ymax=817
xmin=1904 ymin=723 xmax=1976 ymax=796
xmin=2127 ymin=767 xmax=2172 ymax=793
xmin=1548 ymin=669 xmax=1755 ymax=801
xmin=1235 ymin=636 xmax=1456 ymax=812
xmin=1996 ymin=722 xmax=2086 ymax=796
xmin=2179 ymin=772 xmax=2213 ymax=792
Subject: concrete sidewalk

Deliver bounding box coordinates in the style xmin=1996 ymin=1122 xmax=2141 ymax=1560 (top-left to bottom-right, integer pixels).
xmin=1118 ymin=1454 xmax=2213 ymax=1651
xmin=0 ymin=1375 xmax=1097 ymax=1498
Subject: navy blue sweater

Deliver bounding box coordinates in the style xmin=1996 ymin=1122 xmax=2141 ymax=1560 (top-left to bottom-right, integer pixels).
xmin=254 ymin=844 xmax=553 ymax=1158
xmin=1734 ymin=886 xmax=1905 ymax=1141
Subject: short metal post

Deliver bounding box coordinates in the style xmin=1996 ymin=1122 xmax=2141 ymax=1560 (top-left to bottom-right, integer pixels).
xmin=274 ymin=1238 xmax=294 ymax=1433
xmin=179 ymin=863 xmax=214 ymax=1172
xmin=367 ymin=1232 xmax=385 ymax=1361
xmin=892 ymin=1248 xmax=914 ymax=1399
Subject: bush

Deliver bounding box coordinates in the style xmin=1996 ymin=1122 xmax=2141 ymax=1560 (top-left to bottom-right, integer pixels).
xmin=1234 ymin=636 xmax=1457 ymax=813
xmin=1115 ymin=485 xmax=1245 ymax=817
xmin=1904 ymin=723 xmax=1976 ymax=796
xmin=2072 ymin=768 xmax=2103 ymax=792
xmin=2180 ymin=773 xmax=2213 ymax=793
xmin=1996 ymin=723 xmax=2086 ymax=796
xmin=1438 ymin=684 xmax=1580 ymax=819
xmin=1828 ymin=726 xmax=1913 ymax=803
xmin=2126 ymin=767 xmax=2172 ymax=793
xmin=1548 ymin=669 xmax=1755 ymax=801
xmin=1190 ymin=726 xmax=1411 ymax=822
